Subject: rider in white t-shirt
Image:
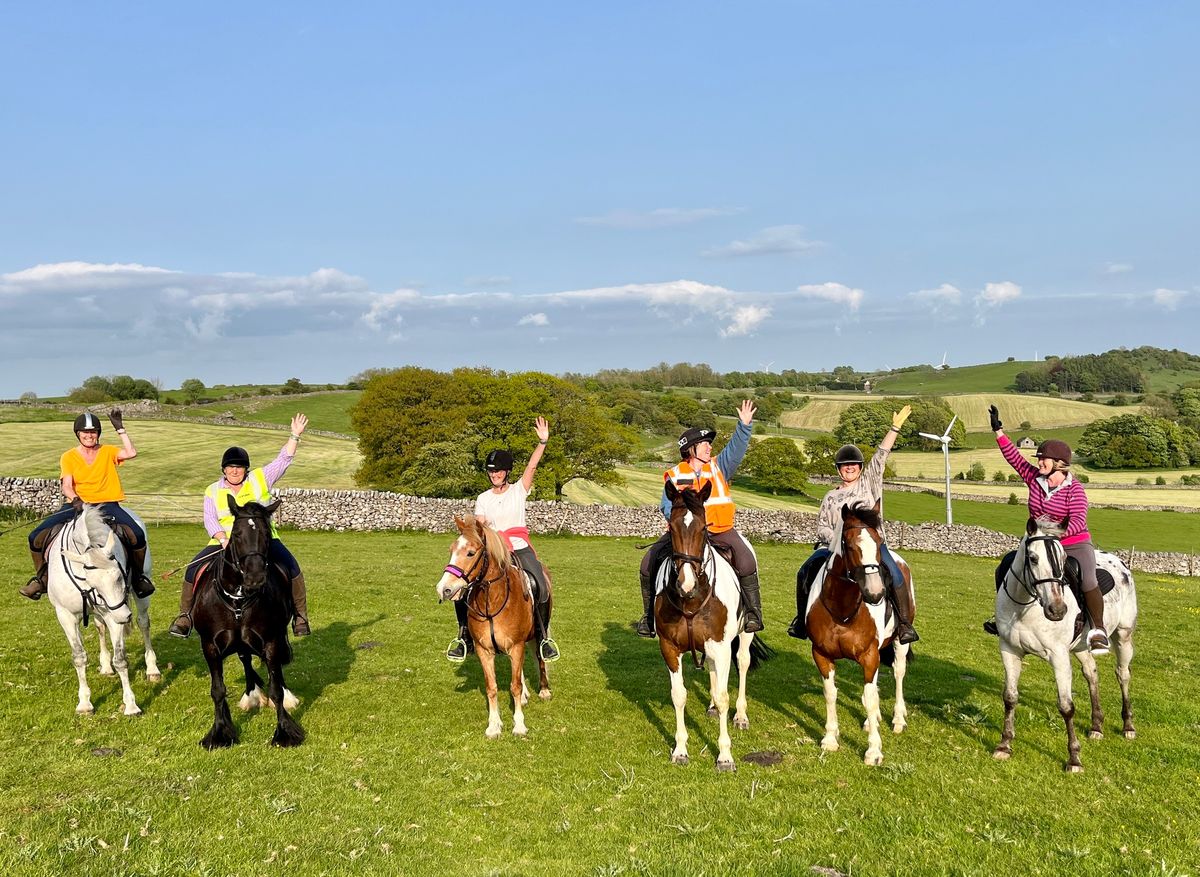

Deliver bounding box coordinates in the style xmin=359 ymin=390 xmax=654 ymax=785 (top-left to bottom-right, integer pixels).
xmin=445 ymin=416 xmax=559 ymax=663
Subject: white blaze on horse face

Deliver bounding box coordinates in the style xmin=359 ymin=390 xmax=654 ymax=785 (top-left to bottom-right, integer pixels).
xmin=855 ymin=530 xmax=885 ymax=602
xmin=436 ymin=536 xmax=470 ymax=602
xmin=679 ymin=559 xmax=697 ymax=596
xmin=682 ymin=509 xmax=695 ymax=529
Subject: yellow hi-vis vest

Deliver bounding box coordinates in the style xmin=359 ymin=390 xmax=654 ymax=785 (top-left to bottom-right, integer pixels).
xmin=665 ymin=460 xmax=736 ymax=533
xmin=205 ymin=468 xmax=279 ymax=544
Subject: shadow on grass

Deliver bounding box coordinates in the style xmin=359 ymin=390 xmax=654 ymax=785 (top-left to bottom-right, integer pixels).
xmin=289 ymin=615 xmax=386 ymax=719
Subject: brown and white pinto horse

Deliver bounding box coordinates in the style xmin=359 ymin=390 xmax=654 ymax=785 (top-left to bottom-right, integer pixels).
xmin=655 ymin=480 xmax=761 ymax=771
xmin=435 ymin=514 xmax=551 ymax=738
xmin=805 ymin=502 xmax=913 ymax=765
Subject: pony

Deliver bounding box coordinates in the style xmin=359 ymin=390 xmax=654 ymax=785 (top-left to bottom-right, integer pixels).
xmin=804 ymin=502 xmax=913 ymax=765
xmin=46 ymin=503 xmax=160 ymax=715
xmin=655 ymin=480 xmax=765 ymax=771
xmin=435 ymin=514 xmax=552 ymax=738
xmin=192 ymin=496 xmax=303 ymax=749
xmin=993 ymin=517 xmax=1138 ymax=772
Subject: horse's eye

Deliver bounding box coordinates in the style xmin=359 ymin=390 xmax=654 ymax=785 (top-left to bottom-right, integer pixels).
xmin=467 ymin=550 xmax=476 ymax=557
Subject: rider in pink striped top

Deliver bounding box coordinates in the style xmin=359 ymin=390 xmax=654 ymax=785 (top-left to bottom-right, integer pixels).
xmin=986 ymin=405 xmax=1109 ymax=655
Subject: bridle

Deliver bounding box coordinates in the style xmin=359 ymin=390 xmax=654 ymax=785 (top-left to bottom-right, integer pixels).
xmin=662 ymin=521 xmax=717 ymax=670
xmin=57 ymin=517 xmax=130 ymax=627
xmin=444 ymin=537 xmax=512 ymax=620
xmin=1003 ymin=533 xmax=1066 ymax=607
xmin=820 ymin=523 xmax=883 ymax=624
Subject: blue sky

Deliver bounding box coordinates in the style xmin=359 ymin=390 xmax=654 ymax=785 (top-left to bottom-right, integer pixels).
xmin=1 ymin=2 xmax=1197 ymax=395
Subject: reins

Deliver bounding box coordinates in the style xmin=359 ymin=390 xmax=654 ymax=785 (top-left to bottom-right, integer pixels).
xmin=55 ymin=517 xmax=130 ymax=627
xmin=1003 ymin=534 xmax=1066 ymax=608
xmin=445 ymin=538 xmax=517 ymax=653
xmin=663 ymin=544 xmax=718 ymax=670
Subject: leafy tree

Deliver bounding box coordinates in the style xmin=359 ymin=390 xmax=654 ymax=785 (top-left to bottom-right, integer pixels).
xmin=992 ymin=470 xmax=1007 ymax=482
xmin=966 ymin=462 xmax=987 ymax=481
xmin=282 ymin=377 xmax=308 ymax=394
xmin=180 ymin=378 xmax=206 ymax=403
xmin=396 ymin=437 xmax=486 ymax=498
xmin=1078 ymin=413 xmax=1199 ymax=468
xmin=803 ymin=435 xmax=841 ymax=475
xmin=834 ymin=396 xmax=963 ymax=450
xmin=740 ymin=438 xmax=808 ymax=494
xmin=18 ymin=391 xmax=37 ymax=402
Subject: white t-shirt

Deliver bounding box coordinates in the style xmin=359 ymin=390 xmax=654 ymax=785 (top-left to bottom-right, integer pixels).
xmin=474 ymin=481 xmax=531 ymax=549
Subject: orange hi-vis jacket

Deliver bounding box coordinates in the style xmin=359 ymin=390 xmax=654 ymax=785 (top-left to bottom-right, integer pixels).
xmin=664 ymin=460 xmax=736 ymax=533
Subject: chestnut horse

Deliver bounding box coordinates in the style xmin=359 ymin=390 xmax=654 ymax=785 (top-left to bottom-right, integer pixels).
xmin=435 ymin=514 xmax=551 ymax=738
xmin=655 ymin=480 xmax=765 ymax=771
xmin=805 ymin=502 xmax=913 ymax=765
xmin=993 ymin=517 xmax=1138 ymax=772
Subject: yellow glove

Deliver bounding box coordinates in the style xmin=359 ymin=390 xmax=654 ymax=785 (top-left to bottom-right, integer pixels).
xmin=892 ymin=405 xmax=912 ymax=430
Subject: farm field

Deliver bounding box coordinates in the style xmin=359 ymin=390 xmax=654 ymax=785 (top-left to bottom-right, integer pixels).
xmin=868 ymin=360 xmax=1035 ymax=394
xmin=0 ymin=526 xmax=1197 ymax=876
xmin=888 ymin=448 xmax=1200 ymax=487
xmin=172 ymin=390 xmax=362 ymax=436
xmin=563 ymin=464 xmax=821 ymax=513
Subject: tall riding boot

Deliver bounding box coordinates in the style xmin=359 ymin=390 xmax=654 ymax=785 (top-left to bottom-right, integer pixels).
xmin=787 ymin=569 xmax=810 ymax=639
xmin=1083 ymin=588 xmax=1110 ymax=655
xmin=536 ymin=599 xmax=560 ymax=661
xmin=20 ymin=548 xmax=48 ymax=600
xmin=891 ymin=578 xmax=919 ymax=644
xmin=290 ymin=574 xmax=311 ymax=636
xmin=127 ymin=545 xmax=155 ymax=598
xmin=739 ymin=572 xmax=764 ymax=633
xmin=168 ymin=581 xmax=197 ymax=638
xmin=635 ymin=572 xmax=656 ymax=638
xmin=446 ymin=599 xmax=473 ymax=662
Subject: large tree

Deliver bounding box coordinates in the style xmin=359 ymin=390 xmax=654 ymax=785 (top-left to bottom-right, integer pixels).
xmin=740 ymin=437 xmax=809 ymax=494
xmin=1077 ymin=413 xmax=1200 ymax=468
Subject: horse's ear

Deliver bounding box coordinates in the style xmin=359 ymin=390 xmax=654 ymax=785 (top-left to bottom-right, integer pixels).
xmin=227 ymin=494 xmax=241 ymax=516
xmin=453 ymin=515 xmax=467 ymax=533
xmin=872 ymin=498 xmax=881 ymax=515
xmin=263 ymin=499 xmax=282 ymax=517
xmin=664 ymin=480 xmax=679 ymax=503
xmin=64 ymin=549 xmax=88 ymax=565
xmin=1026 ymin=516 xmax=1037 ymax=536
xmin=842 ymin=503 xmax=852 ymax=521
xmin=698 ymin=481 xmax=712 ymax=503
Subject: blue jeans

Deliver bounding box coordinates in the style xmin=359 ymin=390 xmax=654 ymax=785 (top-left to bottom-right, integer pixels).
xmin=29 ymin=502 xmax=146 ymax=550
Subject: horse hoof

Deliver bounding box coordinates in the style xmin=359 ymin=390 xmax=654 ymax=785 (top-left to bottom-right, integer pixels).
xmin=706 ymin=705 xmax=719 ymax=718
xmin=146 ymin=673 xmax=162 ymax=683
xmin=100 ymin=668 xmax=116 ymax=678
xmin=892 ymin=722 xmax=907 ymax=735
xmin=734 ymin=717 xmax=750 ymax=731
xmin=672 ymin=754 xmax=689 ymax=766
xmin=538 ymin=689 xmax=552 ymax=701
xmin=238 ymin=694 xmax=257 ymax=711
xmin=1123 ymin=729 xmax=1137 ymax=740
xmin=820 ymin=738 xmax=839 ymax=753
xmin=76 ymin=705 xmax=94 ymax=716
xmin=271 ymin=730 xmax=305 ymax=748
xmin=201 ymin=733 xmax=235 ymax=750
xmin=123 ymin=704 xmax=142 ymax=717
xmin=864 ymin=753 xmax=883 ymax=767
xmin=716 ymin=760 xmax=736 ymax=773
xmin=992 ymin=748 xmax=1010 ymax=761
xmin=485 ymin=728 xmax=502 ymax=740
xmin=1088 ymin=730 xmax=1104 ymax=741
xmin=1064 ymin=763 xmax=1084 ymax=774
xmin=513 ymin=726 xmax=527 ymax=737
xmin=282 ymin=691 xmax=300 ymax=711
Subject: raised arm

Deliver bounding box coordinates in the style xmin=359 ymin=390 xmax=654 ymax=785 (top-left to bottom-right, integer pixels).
xmin=715 ymin=400 xmax=756 ymax=477
xmin=109 ymin=409 xmax=137 ymax=461
xmin=519 ymin=416 xmax=549 ymax=492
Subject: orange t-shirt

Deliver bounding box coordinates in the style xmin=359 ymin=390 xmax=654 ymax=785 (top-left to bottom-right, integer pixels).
xmin=60 ymin=445 xmax=125 ymax=503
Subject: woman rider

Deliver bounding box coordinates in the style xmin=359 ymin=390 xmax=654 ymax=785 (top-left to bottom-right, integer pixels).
xmin=984 ymin=405 xmax=1109 ymax=654
xmin=22 ymin=410 xmax=154 ymax=600
xmin=169 ymin=413 xmax=311 ymax=638
xmin=786 ymin=404 xmax=918 ymax=644
xmin=446 ymin=416 xmax=558 ymax=662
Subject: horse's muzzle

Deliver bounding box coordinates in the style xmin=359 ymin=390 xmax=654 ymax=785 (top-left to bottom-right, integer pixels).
xmin=1044 ymin=602 xmax=1067 ymax=622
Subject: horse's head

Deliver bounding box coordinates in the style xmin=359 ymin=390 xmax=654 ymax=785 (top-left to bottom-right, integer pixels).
xmin=665 ymin=480 xmax=710 ymax=597
xmin=436 ymin=514 xmax=510 ymax=603
xmin=63 ymin=504 xmax=132 ymax=623
xmin=1019 ymin=516 xmax=1069 ymax=622
xmin=226 ymin=495 xmax=280 ymax=589
xmin=839 ymin=502 xmax=886 ymax=605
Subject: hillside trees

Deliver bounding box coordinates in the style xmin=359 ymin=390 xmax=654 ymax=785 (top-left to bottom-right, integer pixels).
xmin=1076 ymin=414 xmax=1200 ymax=468
xmin=68 ymin=375 xmax=160 ymax=403
xmin=834 ymin=397 xmax=964 ymax=450
xmin=351 ymin=368 xmax=636 ymax=498
xmin=740 ymin=438 xmax=808 ymax=494
xmin=180 ymin=378 xmax=206 ymax=403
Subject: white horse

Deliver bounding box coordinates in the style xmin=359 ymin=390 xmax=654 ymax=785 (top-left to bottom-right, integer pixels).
xmin=993 ymin=517 xmax=1137 ymax=772
xmin=46 ymin=504 xmax=160 ymax=715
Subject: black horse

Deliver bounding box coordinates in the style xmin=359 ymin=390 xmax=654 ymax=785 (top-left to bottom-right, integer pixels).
xmin=193 ymin=496 xmax=305 ymax=749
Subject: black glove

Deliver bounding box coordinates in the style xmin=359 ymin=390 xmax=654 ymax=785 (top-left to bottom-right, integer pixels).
xmin=109 ymin=409 xmax=124 ymax=431
xmin=70 ymin=497 xmax=84 ymax=513
xmin=988 ymin=405 xmax=1002 ymax=431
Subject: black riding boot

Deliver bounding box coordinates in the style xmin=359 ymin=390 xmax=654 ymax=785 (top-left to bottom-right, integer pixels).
xmin=535 ymin=599 xmax=560 ymax=662
xmin=290 ymin=573 xmax=310 ymax=637
xmin=787 ymin=565 xmax=812 ymax=639
xmin=168 ymin=581 xmax=196 ymax=638
xmin=127 ymin=545 xmax=155 ymax=598
xmin=20 ymin=549 xmax=48 ymax=600
xmin=446 ymin=599 xmax=473 ymax=662
xmin=739 ymin=572 xmax=764 ymax=633
xmin=890 ymin=577 xmax=919 ymax=645
xmin=635 ymin=572 xmax=656 ymax=638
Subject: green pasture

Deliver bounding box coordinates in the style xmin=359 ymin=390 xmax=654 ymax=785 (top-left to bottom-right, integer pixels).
xmin=562 ymin=465 xmax=821 ymax=513
xmin=0 ymin=527 xmax=1197 ymax=876
xmin=869 ymin=361 xmax=1035 ymax=394
xmin=889 ymin=447 xmax=1200 ymax=488
xmin=171 ymin=390 xmax=362 ymax=436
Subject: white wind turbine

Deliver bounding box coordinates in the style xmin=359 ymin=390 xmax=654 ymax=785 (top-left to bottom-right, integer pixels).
xmin=919 ymin=415 xmax=958 ymax=525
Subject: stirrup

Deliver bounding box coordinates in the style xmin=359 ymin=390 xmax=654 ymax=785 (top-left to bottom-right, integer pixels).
xmin=1087 ymin=628 xmax=1111 ymax=656
xmin=168 ymin=615 xmax=193 ymax=638
xmin=786 ymin=616 xmax=808 ymax=640
xmin=982 ymin=618 xmax=999 ymax=636
xmin=539 ymin=638 xmax=560 ymax=662
xmin=445 ymin=637 xmax=468 ymax=663
xmin=635 ymin=616 xmax=655 ymax=638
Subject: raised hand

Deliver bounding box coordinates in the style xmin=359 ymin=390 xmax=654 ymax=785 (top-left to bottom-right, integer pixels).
xmin=291 ymin=413 xmax=308 ymax=436
xmin=737 ymin=400 xmax=757 ymax=425
xmin=892 ymin=405 xmax=912 ymax=430
xmin=108 ymin=408 xmax=124 ymax=431
xmin=989 ymin=405 xmax=1003 ymax=431
xmin=534 ymin=416 xmax=550 ymax=443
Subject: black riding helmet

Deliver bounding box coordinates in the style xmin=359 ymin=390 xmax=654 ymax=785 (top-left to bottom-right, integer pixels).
xmin=485 ymin=449 xmax=514 ymax=473
xmin=834 ymin=444 xmax=865 ymax=467
xmin=221 ymin=446 xmax=251 ymax=469
xmin=73 ymin=411 xmax=102 ymax=437
xmin=677 ymin=426 xmax=717 ymax=460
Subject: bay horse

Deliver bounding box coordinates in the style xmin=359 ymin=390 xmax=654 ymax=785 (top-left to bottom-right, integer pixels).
xmin=993 ymin=517 xmax=1138 ymax=772
xmin=46 ymin=503 xmax=160 ymax=715
xmin=192 ymin=496 xmax=304 ymax=749
xmin=805 ymin=502 xmax=913 ymax=765
xmin=435 ymin=514 xmax=552 ymax=738
xmin=655 ymin=480 xmax=764 ymax=771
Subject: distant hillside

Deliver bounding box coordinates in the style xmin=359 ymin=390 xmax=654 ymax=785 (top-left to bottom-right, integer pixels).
xmin=869 ymin=361 xmax=1034 ymax=394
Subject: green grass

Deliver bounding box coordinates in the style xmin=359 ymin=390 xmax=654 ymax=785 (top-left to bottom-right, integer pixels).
xmin=870 ymin=361 xmax=1036 ymax=394
xmin=170 ymin=391 xmax=362 ymax=435
xmin=0 ymin=527 xmax=1197 ymax=875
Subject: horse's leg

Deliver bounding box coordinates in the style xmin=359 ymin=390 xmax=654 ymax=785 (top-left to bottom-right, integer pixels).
xmin=814 ymin=652 xmax=840 ymax=752
xmin=265 ymin=641 xmax=305 ymax=747
xmin=668 ymin=661 xmax=689 ymax=765
xmin=891 ymin=641 xmax=910 ymax=734
xmin=536 ymin=644 xmax=551 ymax=701
xmin=707 ymin=662 xmax=719 ymax=717
xmin=96 ymin=617 xmax=115 ymax=676
xmin=994 ymin=644 xmax=1023 ymax=759
xmin=1113 ymin=625 xmax=1136 ymax=739
xmin=200 ymin=639 xmax=237 ymax=749
xmin=1075 ymin=649 xmax=1104 ymax=739
xmin=55 ymin=606 xmax=94 ymax=715
xmin=510 ymin=642 xmax=529 ymax=737
xmin=479 ymin=647 xmax=503 ymax=739
xmin=238 ymin=652 xmax=268 ymax=711
xmin=104 ymin=615 xmax=141 ymax=716
xmin=733 ymin=633 xmax=752 ymax=731
xmin=861 ymin=658 xmax=884 ymax=766
xmin=1050 ymin=649 xmax=1083 ymax=773
xmin=708 ymin=643 xmax=735 ymax=772
xmin=134 ymin=595 xmax=161 ymax=682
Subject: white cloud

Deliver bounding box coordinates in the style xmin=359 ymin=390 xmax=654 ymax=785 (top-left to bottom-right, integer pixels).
xmin=909 ymin=283 xmax=962 ymax=306
xmin=795 ymin=282 xmax=864 ymax=311
xmin=518 ymin=312 xmax=549 ymax=326
xmin=575 ymin=207 xmax=743 ymax=229
xmin=703 ymin=225 xmax=824 ymax=258
xmin=1151 ymin=288 xmax=1187 ymax=310
xmin=1104 ymin=262 xmax=1133 ymax=274
xmin=974 ymin=280 xmax=1022 ymax=326
xmin=720 ymin=305 xmax=771 ymax=337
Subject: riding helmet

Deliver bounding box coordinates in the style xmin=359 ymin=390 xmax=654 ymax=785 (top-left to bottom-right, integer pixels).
xmin=834 ymin=444 xmax=865 ymax=467
xmin=221 ymin=446 xmax=251 ymax=469
xmin=677 ymin=426 xmax=717 ymax=459
xmin=1035 ymin=439 xmax=1072 ymax=465
xmin=73 ymin=411 xmax=102 ymax=437
xmin=485 ymin=449 xmax=514 ymax=473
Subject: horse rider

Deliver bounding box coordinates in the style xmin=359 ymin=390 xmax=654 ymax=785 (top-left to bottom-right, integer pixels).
xmin=787 ymin=404 xmax=918 ymax=644
xmin=22 ymin=410 xmax=154 ymax=601
xmin=983 ymin=405 xmax=1109 ymax=654
xmin=635 ymin=400 xmax=763 ymax=638
xmin=447 ymin=416 xmax=558 ymax=662
xmin=169 ymin=413 xmax=311 ymax=638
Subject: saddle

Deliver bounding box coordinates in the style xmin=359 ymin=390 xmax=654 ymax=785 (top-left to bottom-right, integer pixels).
xmin=995 ymin=551 xmax=1116 ymax=639
xmin=34 ymin=515 xmax=139 ymax=557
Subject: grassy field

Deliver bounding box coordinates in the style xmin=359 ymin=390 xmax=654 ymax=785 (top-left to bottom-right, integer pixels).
xmin=172 ymin=391 xmax=362 ymax=436
xmin=888 ymin=448 xmax=1200 ymax=486
xmin=0 ymin=526 xmax=1197 ymax=876
xmin=869 ymin=361 xmax=1036 ymax=394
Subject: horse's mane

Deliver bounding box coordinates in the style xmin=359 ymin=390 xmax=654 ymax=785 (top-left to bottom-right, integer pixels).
xmin=81 ymin=504 xmax=110 ymax=547
xmin=1032 ymin=515 xmax=1068 ymax=539
xmin=845 ymin=503 xmax=882 ymax=531
xmin=460 ymin=513 xmax=514 ymax=572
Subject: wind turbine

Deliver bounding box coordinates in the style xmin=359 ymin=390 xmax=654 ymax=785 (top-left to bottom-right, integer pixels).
xmin=939 ymin=352 xmax=949 ymax=370
xmin=919 ymin=415 xmax=958 ymax=525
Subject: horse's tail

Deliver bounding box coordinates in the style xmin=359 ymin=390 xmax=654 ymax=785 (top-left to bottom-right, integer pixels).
xmin=732 ymin=634 xmax=776 ymax=672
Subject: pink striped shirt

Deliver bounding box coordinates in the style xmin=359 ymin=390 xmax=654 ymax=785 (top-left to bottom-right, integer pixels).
xmin=998 ymin=435 xmax=1091 ymax=545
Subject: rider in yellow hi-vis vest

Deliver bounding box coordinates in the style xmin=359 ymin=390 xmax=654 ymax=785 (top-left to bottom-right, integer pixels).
xmin=169 ymin=413 xmax=311 ymax=638
xmin=635 ymin=400 xmax=762 ymax=638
